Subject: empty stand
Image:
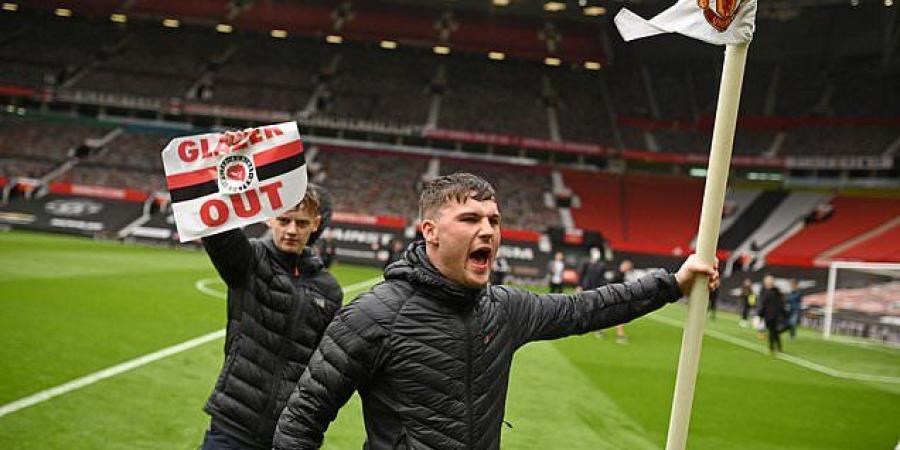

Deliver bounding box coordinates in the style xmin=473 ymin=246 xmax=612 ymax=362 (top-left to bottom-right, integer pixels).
xmin=833 ymin=224 xmax=900 ymax=262
xmin=99 ymin=130 xmax=174 ymax=172
xmin=322 ymin=45 xmax=435 ymax=125
xmin=564 ymin=170 xmax=624 ymax=245
xmin=554 ymin=71 xmax=615 ymax=144
xmin=315 ymin=146 xmax=428 ymax=220
xmin=0 ymin=157 xmax=57 ymax=179
xmin=0 ymin=116 xmax=110 ymax=161
xmin=623 ymin=174 xmax=704 ymax=252
xmin=564 ymin=171 xmax=704 ymax=253
xmin=769 ymin=196 xmax=900 ymax=264
xmin=212 ymin=35 xmax=327 ymax=111
xmin=58 ymin=165 xmax=165 ymax=193
xmin=714 ymin=189 xmax=762 ymax=245
xmin=781 ymin=127 xmax=898 ymax=156
xmin=719 ymin=190 xmax=788 ymax=250
xmin=732 ymin=191 xmax=831 ymax=257
xmin=439 ymin=58 xmax=549 ymax=138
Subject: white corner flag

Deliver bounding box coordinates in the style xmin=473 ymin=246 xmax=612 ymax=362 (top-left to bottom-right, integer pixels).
xmin=614 ymin=2 xmax=757 ymax=450
xmin=162 ymin=122 xmax=307 ymax=242
xmin=615 ymin=0 xmax=756 ymax=45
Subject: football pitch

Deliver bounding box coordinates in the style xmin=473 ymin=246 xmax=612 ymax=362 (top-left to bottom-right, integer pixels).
xmin=1 ymin=230 xmax=898 ymax=449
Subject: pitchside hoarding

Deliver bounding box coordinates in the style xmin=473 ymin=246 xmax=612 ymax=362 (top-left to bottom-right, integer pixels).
xmin=324 ymin=214 xmax=551 ymax=279
xmin=128 ymin=210 xmax=179 ymax=242
xmin=0 ymin=194 xmax=143 ymax=236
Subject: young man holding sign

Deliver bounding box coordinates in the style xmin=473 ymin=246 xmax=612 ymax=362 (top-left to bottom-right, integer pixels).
xmin=272 ymin=172 xmax=718 ymax=449
xmin=178 ymin=130 xmax=343 ymax=450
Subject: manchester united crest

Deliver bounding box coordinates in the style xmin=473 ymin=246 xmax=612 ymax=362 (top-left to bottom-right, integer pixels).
xmin=217 ymin=154 xmax=256 ymax=194
xmin=698 ymin=0 xmax=742 ymax=32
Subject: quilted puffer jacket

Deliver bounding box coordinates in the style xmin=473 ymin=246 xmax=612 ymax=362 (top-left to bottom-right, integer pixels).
xmin=201 ymin=186 xmax=343 ymax=449
xmin=273 ymin=241 xmax=681 ymax=449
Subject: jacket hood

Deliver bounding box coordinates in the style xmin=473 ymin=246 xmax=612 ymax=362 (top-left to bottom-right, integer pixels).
xmin=306 ymin=183 xmax=333 ymax=247
xmin=385 ymin=240 xmax=485 ymax=304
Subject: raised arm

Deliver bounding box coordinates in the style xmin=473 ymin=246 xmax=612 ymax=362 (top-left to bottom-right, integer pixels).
xmin=504 ymin=269 xmax=679 ymax=346
xmin=507 ymin=255 xmax=718 ymax=346
xmin=201 ymin=228 xmax=254 ymax=288
xmin=273 ymin=296 xmax=388 ymax=449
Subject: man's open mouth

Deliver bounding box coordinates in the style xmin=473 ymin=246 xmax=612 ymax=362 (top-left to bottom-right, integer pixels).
xmin=469 ymin=247 xmax=492 ymax=268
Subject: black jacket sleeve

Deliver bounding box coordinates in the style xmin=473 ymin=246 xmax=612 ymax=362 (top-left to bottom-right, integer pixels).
xmin=504 ymin=269 xmax=682 ymax=347
xmin=201 ymin=228 xmax=253 ymax=288
xmin=273 ymin=294 xmax=390 ymax=450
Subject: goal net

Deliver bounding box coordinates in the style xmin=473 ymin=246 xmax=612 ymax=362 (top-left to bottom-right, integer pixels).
xmin=804 ymin=261 xmax=900 ymax=343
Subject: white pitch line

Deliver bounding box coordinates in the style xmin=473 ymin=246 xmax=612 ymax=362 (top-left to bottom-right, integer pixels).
xmin=0 ymin=275 xmax=383 ymax=418
xmin=0 ymin=329 xmax=226 ymax=418
xmin=649 ymin=313 xmax=900 ymax=384
xmin=195 ymin=277 xmax=226 ymax=299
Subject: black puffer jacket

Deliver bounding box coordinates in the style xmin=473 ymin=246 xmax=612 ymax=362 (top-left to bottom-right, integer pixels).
xmin=273 ymin=241 xmax=681 ymax=450
xmin=201 ymin=189 xmax=343 ymax=449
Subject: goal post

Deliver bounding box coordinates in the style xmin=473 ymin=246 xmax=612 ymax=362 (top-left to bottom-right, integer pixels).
xmin=823 ymin=261 xmax=900 ymax=340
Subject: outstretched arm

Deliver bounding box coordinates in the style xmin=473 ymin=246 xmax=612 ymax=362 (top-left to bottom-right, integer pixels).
xmin=508 ymin=255 xmax=718 ymax=346
xmin=273 ymin=299 xmax=386 ymax=449
xmin=201 ymin=228 xmax=253 ymax=288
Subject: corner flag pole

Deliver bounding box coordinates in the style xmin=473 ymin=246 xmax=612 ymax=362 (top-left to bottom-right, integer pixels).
xmin=665 ymin=42 xmax=749 ymax=450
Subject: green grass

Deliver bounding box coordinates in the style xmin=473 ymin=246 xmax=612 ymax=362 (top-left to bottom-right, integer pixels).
xmin=1 ymin=230 xmax=898 ymax=449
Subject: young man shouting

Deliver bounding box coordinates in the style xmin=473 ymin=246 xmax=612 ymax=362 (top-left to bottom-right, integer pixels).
xmin=273 ymin=172 xmax=718 ymax=450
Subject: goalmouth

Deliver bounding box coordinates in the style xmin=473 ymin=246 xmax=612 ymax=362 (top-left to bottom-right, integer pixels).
xmin=823 ymin=261 xmax=900 ymax=340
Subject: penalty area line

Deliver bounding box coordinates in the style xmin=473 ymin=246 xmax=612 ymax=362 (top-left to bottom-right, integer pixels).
xmin=0 ymin=275 xmax=383 ymax=418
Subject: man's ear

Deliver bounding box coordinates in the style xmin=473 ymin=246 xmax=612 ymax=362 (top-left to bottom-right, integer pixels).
xmin=421 ymin=219 xmax=438 ymax=246
xmin=312 ymin=214 xmax=322 ymax=232
xmin=265 ymin=217 xmax=274 ymax=229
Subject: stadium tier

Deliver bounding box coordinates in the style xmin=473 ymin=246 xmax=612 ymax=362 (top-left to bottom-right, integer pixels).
xmin=57 ymin=165 xmax=165 ymax=193
xmin=564 ymin=171 xmax=704 ymax=254
xmin=0 ymin=3 xmax=895 ymax=265
xmin=0 ymin=113 xmax=895 ymax=266
xmin=563 ymin=169 xmax=625 ymax=245
xmin=440 ymin=57 xmax=550 ymax=138
xmin=0 ymin=13 xmax=122 ymax=77
xmin=718 ymin=190 xmax=787 ymax=251
xmin=621 ymin=173 xmax=704 ymax=253
xmin=767 ymin=196 xmax=900 ymax=266
xmin=0 ymin=157 xmax=56 ymax=179
xmin=313 ymin=145 xmax=427 ymax=220
xmin=833 ymin=226 xmax=900 ymax=262
xmin=553 ymin=71 xmax=615 ymax=144
xmin=0 ymin=115 xmax=111 ymax=161
xmin=99 ymin=130 xmax=175 ymax=172
xmin=2 ymin=7 xmax=897 ymax=157
xmin=781 ymin=126 xmax=899 ymax=156
xmin=651 ymin=128 xmax=777 ymax=155
xmin=319 ymin=44 xmax=434 ymax=125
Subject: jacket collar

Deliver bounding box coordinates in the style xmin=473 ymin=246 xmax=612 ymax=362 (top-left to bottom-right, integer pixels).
xmin=385 ymin=240 xmax=485 ymax=305
xmin=262 ymin=237 xmax=323 ymax=277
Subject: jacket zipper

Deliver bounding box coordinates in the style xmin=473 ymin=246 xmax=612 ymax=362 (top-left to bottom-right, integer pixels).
xmin=464 ymin=309 xmax=475 ymax=449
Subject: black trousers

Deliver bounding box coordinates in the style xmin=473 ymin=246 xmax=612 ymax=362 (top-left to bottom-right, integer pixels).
xmin=766 ymin=323 xmax=782 ymax=352
xmin=201 ymin=426 xmax=261 ymax=450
